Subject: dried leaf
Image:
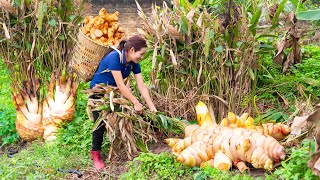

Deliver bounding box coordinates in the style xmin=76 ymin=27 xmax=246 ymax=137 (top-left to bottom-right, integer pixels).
xmin=273 ymin=35 xmax=287 ymax=64
xmin=169 ymin=49 xmax=177 ymax=66
xmin=186 ymin=8 xmax=195 ymax=23
xmin=0 ymin=0 xmax=18 ymax=15
xmin=273 ymin=51 xmax=285 ymax=66
xmin=2 ymin=23 xmax=10 ymax=39
xmin=288 ymin=12 xmax=297 ymax=24
xmin=109 ymin=90 xmax=114 ymax=111
xmin=269 ymin=3 xmax=279 ymax=20
xmin=135 ymin=0 xmax=146 ymax=19
xmin=137 ymin=28 xmax=148 ymax=37
xmin=173 ymin=0 xmax=180 ymax=7
xmin=291 ymin=116 xmax=308 ymax=135
xmin=308 ymin=149 xmax=320 ymax=176
xmin=152 ymin=45 xmax=157 ymax=69
xmin=293 ymin=41 xmax=302 ymax=64
xmin=282 ymin=50 xmax=294 ymax=73
xmin=196 ymin=12 xmax=203 ymax=27
xmin=197 ymin=58 xmax=202 ymax=85
xmin=307 ymin=109 xmax=320 ymax=124
xmin=30 ymin=32 xmax=36 ymax=58
xmin=167 ymin=24 xmax=181 ymax=39
xmin=208 ymin=104 xmax=217 ymax=124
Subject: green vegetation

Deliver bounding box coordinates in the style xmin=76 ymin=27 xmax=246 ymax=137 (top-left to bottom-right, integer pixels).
xmin=0 ymin=142 xmax=90 ymax=179
xmin=120 ymin=152 xmax=193 ymax=180
xmin=266 ymin=140 xmax=317 ymax=180
xmin=1 ymin=0 xmax=320 ymax=179
xmin=0 ymin=61 xmax=18 ymax=146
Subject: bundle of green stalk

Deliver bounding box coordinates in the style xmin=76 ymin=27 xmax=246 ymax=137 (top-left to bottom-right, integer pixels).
xmin=84 ymin=84 xmax=187 ymax=160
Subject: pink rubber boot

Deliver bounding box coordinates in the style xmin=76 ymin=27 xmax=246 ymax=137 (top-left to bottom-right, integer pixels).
xmin=90 ymin=150 xmax=106 ymax=170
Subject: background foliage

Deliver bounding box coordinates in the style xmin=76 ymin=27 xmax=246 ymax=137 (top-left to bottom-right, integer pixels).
xmin=1 ymin=0 xmax=320 ymax=179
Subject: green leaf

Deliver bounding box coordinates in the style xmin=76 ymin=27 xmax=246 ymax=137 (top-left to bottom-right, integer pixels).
xmin=271 ymin=0 xmax=288 ymax=29
xmin=249 ymin=68 xmax=255 ymax=81
xmin=158 ymin=114 xmax=168 ymax=129
xmin=161 ymin=43 xmax=166 ymax=57
xmin=204 ymin=28 xmax=213 ymax=58
xmin=48 ymin=19 xmax=57 ymax=27
xmin=215 ymin=45 xmax=223 ymax=53
xmin=69 ymin=15 xmax=77 ymax=21
xmin=236 ymin=41 xmax=243 ymax=48
xmin=192 ymin=0 xmax=204 ymax=7
xmin=249 ymin=9 xmax=262 ymax=36
xmin=156 ymin=55 xmax=165 ymax=63
xmin=167 ymin=118 xmax=173 ymax=130
xmin=57 ymin=2 xmax=64 ymax=20
xmin=194 ymin=172 xmax=206 ymax=180
xmin=289 ymin=0 xmax=306 ymax=12
xmin=180 ymin=0 xmax=191 ymax=11
xmin=297 ymin=10 xmax=320 ymax=21
xmin=58 ymin=35 xmax=65 ymax=40
xmin=180 ymin=16 xmax=189 ymax=34
xmin=225 ymin=60 xmax=232 ymax=66
xmin=303 ymin=77 xmax=320 ymax=87
xmin=37 ymin=2 xmax=47 ymax=31
xmin=135 ymin=139 xmax=148 ymax=153
xmin=224 ymin=29 xmax=231 ymax=46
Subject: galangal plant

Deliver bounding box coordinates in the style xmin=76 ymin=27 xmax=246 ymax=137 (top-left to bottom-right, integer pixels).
xmin=0 ymin=0 xmax=83 ymax=142
xmin=136 ymin=0 xmax=284 ymax=121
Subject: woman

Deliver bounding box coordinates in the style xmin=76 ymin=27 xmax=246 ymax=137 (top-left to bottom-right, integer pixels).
xmin=89 ymin=35 xmax=157 ymax=170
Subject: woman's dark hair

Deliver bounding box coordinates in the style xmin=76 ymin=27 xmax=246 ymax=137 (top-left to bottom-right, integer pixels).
xmin=118 ymin=35 xmax=147 ymax=52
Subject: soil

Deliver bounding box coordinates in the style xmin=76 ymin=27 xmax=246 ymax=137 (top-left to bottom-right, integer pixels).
xmin=86 ymin=0 xmax=171 ymax=36
xmin=0 ymin=139 xmax=28 ymax=157
xmin=65 ymin=137 xmax=171 ymax=180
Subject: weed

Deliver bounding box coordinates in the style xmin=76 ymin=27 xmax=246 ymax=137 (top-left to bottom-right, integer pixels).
xmin=0 ymin=141 xmax=90 ymax=179
xmin=265 ymin=140 xmax=318 ymax=180
xmin=0 ymin=61 xmax=18 ymax=146
xmin=120 ymin=152 xmax=193 ymax=180
xmin=194 ymin=166 xmax=254 ymax=180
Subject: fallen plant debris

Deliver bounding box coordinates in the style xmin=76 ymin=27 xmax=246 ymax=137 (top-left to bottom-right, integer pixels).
xmin=84 ymin=84 xmax=187 ymax=160
xmin=290 ymin=103 xmax=320 ymax=175
xmin=273 ymin=12 xmax=302 ymax=73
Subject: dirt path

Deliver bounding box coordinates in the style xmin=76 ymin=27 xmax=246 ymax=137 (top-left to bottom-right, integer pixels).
xmin=88 ymin=0 xmax=170 ymax=36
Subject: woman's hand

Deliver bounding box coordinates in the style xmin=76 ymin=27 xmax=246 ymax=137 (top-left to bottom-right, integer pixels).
xmin=134 ymin=101 xmax=143 ymax=114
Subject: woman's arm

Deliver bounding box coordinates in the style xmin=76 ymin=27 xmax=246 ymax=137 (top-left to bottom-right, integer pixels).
xmin=111 ymin=71 xmax=143 ymax=112
xmin=134 ymin=73 xmax=157 ymax=112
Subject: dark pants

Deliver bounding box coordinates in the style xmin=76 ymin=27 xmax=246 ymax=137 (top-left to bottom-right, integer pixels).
xmin=90 ymin=94 xmax=106 ymax=151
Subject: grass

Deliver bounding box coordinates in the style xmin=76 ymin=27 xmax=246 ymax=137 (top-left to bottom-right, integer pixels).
xmin=0 ymin=60 xmax=18 ymax=146
xmin=255 ymin=45 xmax=320 ymax=121
xmin=0 ymin=141 xmax=90 ymax=179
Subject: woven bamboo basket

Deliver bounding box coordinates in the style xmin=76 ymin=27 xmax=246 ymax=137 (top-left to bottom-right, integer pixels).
xmin=69 ymin=29 xmax=114 ymax=82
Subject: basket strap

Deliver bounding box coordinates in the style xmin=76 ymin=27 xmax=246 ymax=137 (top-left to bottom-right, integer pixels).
xmin=99 ymin=46 xmax=123 ymax=74
xmin=110 ymin=45 xmax=123 ymax=63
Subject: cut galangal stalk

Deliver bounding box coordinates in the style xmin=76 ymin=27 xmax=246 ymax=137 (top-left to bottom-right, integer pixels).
xmin=42 ymin=72 xmax=78 ymax=141
xmin=11 ymin=71 xmax=43 ymax=141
